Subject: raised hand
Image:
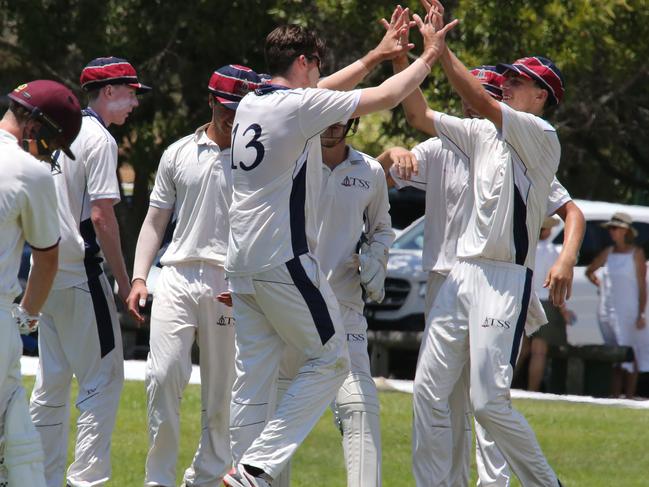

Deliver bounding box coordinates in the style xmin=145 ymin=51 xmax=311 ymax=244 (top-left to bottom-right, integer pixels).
xmin=375 ymin=5 xmax=416 ymax=62
xmin=413 ymin=2 xmax=458 ymax=66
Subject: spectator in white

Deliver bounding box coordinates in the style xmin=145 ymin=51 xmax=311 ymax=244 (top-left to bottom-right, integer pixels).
xmin=0 ymin=80 xmax=81 ymax=487
xmin=29 ymin=57 xmax=150 ymax=487
xmin=126 ymin=65 xmax=263 ymax=487
xmin=524 ymin=216 xmax=573 ymax=392
xmin=586 ymin=212 xmax=649 ymax=397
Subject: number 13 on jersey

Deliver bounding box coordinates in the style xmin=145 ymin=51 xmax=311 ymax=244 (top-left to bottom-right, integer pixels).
xmin=231 ymin=123 xmax=265 ymax=171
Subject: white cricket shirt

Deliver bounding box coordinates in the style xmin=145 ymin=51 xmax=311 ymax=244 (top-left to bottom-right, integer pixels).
xmin=434 ymin=102 xmax=561 ymax=270
xmin=226 ymin=85 xmax=360 ymax=277
xmin=391 ymin=138 xmax=572 ymax=275
xmin=317 ymin=147 xmax=395 ymax=313
xmin=149 ymin=125 xmax=232 ymax=266
xmin=51 ymin=110 xmax=121 ymax=288
xmin=0 ymin=130 xmax=60 ymax=301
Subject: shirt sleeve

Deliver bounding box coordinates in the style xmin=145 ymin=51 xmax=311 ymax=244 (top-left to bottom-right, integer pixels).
xmin=546 ymin=177 xmax=572 ymax=216
xmin=298 ymin=88 xmax=361 ymax=138
xmin=500 ymin=102 xmax=561 ymax=171
xmin=432 ymin=112 xmax=478 ymax=160
xmin=149 ymin=148 xmax=176 ymax=210
xmin=21 ymin=165 xmax=60 ymax=250
xmin=366 ymin=164 xmax=396 ymax=250
xmin=84 ymin=137 xmax=121 ymax=203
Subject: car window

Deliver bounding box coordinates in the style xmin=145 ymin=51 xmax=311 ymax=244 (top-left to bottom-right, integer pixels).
xmin=393 ymin=219 xmax=425 ymax=250
xmin=554 ymin=220 xmax=649 ymax=266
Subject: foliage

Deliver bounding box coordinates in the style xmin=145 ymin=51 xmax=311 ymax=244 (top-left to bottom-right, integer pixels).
xmin=1 ymin=0 xmax=648 ymax=262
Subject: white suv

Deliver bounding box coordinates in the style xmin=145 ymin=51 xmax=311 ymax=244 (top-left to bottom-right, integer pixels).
xmin=366 ymin=199 xmax=649 ymax=345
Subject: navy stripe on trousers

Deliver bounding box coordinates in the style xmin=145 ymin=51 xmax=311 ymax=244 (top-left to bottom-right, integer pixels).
xmin=85 ymin=269 xmax=116 ymax=359
xmin=285 ymin=257 xmax=335 ymax=346
xmin=509 ymin=268 xmax=533 ymax=367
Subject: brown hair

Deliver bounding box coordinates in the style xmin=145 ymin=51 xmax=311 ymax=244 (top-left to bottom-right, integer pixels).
xmin=264 ymin=24 xmax=326 ymax=77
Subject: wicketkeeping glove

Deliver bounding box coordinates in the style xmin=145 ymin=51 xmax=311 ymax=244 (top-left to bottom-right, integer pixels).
xmin=359 ymin=241 xmax=389 ymax=303
xmin=12 ymin=304 xmax=41 ymax=335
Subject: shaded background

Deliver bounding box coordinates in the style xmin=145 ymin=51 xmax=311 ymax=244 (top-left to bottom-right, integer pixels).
xmin=2 ymin=0 xmax=648 ymax=267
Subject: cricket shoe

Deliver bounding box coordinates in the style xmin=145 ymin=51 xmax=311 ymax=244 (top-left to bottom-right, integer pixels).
xmin=223 ymin=464 xmax=271 ymax=487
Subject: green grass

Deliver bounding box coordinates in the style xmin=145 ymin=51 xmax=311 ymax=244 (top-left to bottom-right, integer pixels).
xmin=22 ymin=377 xmax=649 ymax=486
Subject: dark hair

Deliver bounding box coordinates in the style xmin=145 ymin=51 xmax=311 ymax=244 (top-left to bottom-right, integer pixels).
xmin=8 ymin=100 xmax=31 ymax=124
xmin=264 ymin=24 xmax=326 ymax=76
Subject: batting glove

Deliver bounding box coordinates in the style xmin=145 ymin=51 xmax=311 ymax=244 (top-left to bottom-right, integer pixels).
xmin=359 ymin=241 xmax=389 ymax=303
xmin=12 ymin=304 xmax=41 ymax=335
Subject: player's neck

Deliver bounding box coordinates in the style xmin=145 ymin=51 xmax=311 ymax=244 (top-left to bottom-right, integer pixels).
xmin=0 ymin=112 xmax=21 ymax=141
xmin=88 ymin=100 xmax=112 ymax=126
xmin=206 ymin=121 xmax=230 ymax=149
xmin=322 ymin=143 xmax=348 ymax=169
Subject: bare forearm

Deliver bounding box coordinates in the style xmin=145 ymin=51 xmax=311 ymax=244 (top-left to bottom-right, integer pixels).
xmin=318 ymin=51 xmax=383 ymax=91
xmin=21 ymin=247 xmax=58 ymax=315
xmin=556 ymin=203 xmax=585 ymax=267
xmin=353 ymin=57 xmax=432 ymax=117
xmin=393 ymin=57 xmax=436 ymax=134
xmin=440 ymin=48 xmax=501 ymax=127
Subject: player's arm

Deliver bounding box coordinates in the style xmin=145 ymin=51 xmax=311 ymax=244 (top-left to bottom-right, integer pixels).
xmin=392 ymin=56 xmax=437 ymax=136
xmin=634 ymin=247 xmax=647 ymax=329
xmin=318 ymin=6 xmax=415 ymax=91
xmin=21 ymin=246 xmax=59 ymax=316
xmin=419 ymin=0 xmax=503 ymax=128
xmin=351 ymin=10 xmax=458 ymax=118
xmin=585 ymin=248 xmax=610 ymax=288
xmin=377 ymin=146 xmax=420 ymax=185
xmin=126 ymin=206 xmax=173 ymax=323
xmin=90 ymin=198 xmax=131 ymax=303
xmin=545 ymin=201 xmax=585 ymax=305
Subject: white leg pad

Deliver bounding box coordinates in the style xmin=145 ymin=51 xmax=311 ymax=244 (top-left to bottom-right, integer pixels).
xmin=334 ymin=372 xmax=381 ymax=487
xmin=4 ymin=388 xmax=46 ymax=487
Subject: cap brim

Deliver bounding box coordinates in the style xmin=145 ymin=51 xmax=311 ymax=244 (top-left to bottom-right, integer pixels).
xmin=128 ymin=82 xmax=152 ymax=94
xmin=213 ymin=96 xmax=239 ymax=110
xmin=496 ymin=63 xmax=532 ymax=80
xmin=62 ymin=146 xmax=76 ymax=161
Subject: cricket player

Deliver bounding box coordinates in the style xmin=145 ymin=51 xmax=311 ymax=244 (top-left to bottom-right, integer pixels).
xmin=380 ymin=63 xmax=584 ymax=486
xmin=407 ymin=2 xmax=567 ymax=484
xmin=274 ymin=118 xmax=395 ymax=487
xmin=126 ymin=65 xmax=263 ymax=487
xmin=0 ymin=80 xmax=81 ymax=487
xmin=224 ymin=8 xmax=458 ymax=486
xmin=29 ymin=57 xmax=150 ymax=487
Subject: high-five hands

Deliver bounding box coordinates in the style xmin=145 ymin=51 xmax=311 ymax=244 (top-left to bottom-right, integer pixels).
xmin=413 ymin=0 xmax=458 ymax=65
xmin=375 ymin=5 xmax=416 ymax=62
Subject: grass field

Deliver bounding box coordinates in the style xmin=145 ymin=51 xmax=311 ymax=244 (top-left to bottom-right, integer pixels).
xmin=22 ymin=377 xmax=649 ymax=486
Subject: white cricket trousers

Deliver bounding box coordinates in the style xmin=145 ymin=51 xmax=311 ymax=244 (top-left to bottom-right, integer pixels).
xmin=413 ymin=259 xmax=558 ymax=487
xmin=425 ymin=272 xmax=510 ymax=487
xmin=30 ymin=273 xmax=124 ymax=487
xmin=229 ymin=254 xmax=349 ymax=479
xmin=144 ymin=262 xmax=236 ymax=487
xmin=275 ymin=305 xmax=381 ymax=487
xmin=0 ymin=301 xmax=47 ymax=487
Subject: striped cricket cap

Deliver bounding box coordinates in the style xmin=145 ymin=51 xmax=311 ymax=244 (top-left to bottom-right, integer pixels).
xmin=470 ymin=65 xmax=504 ymax=101
xmin=497 ymin=56 xmax=564 ymax=106
xmin=80 ymin=57 xmax=151 ymax=93
xmin=208 ymin=65 xmax=263 ymax=110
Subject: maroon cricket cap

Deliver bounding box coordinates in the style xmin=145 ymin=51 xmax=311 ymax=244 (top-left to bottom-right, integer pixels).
xmin=8 ymin=80 xmax=82 ymax=160
xmin=497 ymin=56 xmax=565 ymax=106
xmin=470 ymin=66 xmax=504 ymax=101
xmin=80 ymin=57 xmax=152 ymax=94
xmin=208 ymin=65 xmax=263 ymax=110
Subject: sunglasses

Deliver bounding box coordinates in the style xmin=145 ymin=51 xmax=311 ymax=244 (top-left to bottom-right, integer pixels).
xmin=305 ymin=54 xmax=322 ymax=73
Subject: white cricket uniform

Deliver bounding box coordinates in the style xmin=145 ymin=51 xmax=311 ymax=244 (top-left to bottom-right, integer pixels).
xmin=29 ymin=110 xmax=125 ymax=487
xmin=277 ymin=148 xmax=394 ymax=487
xmin=226 ymin=85 xmax=360 ymax=478
xmin=392 ymin=138 xmax=571 ymax=487
xmin=144 ymin=125 xmax=236 ymax=487
xmin=0 ymin=129 xmax=59 ymax=487
xmin=412 ymin=104 xmax=562 ymax=487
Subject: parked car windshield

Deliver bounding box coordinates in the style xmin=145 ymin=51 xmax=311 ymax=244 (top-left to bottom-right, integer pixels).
xmin=553 ymin=220 xmax=649 ymax=267
xmin=392 ymin=218 xmax=425 ymax=250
